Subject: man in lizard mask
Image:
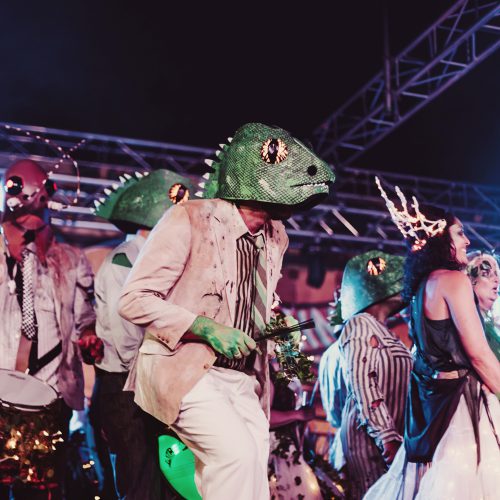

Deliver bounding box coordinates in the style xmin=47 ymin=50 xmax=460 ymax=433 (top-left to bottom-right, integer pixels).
xmin=119 ymin=123 xmax=335 ymax=500
xmin=92 ymin=169 xmax=195 ymax=500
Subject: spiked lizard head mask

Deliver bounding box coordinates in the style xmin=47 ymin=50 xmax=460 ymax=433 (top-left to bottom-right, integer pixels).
xmin=340 ymin=249 xmax=405 ymax=320
xmin=93 ymin=170 xmax=196 ymax=233
xmin=202 ymin=123 xmax=335 ymax=211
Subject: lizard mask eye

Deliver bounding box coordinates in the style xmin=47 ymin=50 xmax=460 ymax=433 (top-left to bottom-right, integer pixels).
xmin=260 ymin=138 xmax=288 ymax=164
xmin=366 ymin=257 xmax=387 ymax=276
xmin=169 ymin=183 xmax=190 ymax=204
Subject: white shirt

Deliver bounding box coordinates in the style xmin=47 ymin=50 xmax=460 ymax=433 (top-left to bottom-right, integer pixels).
xmin=0 ymin=251 xmax=62 ymax=392
xmin=95 ymin=235 xmax=146 ymax=373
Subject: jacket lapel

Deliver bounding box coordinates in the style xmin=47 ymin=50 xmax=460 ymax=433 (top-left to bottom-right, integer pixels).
xmin=211 ymin=202 xmax=238 ymax=324
xmin=211 ymin=202 xmax=287 ymax=325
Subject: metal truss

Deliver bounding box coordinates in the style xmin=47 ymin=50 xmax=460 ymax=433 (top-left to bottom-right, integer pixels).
xmin=1 ymin=122 xmax=500 ymax=258
xmin=286 ymin=166 xmax=500 ymax=260
xmin=313 ymin=0 xmax=500 ymax=166
xmin=0 ymin=122 xmax=213 ymax=244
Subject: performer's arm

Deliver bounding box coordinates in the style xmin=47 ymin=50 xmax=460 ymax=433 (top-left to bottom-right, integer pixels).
xmin=340 ymin=316 xmax=402 ymax=456
xmin=118 ymin=205 xmax=256 ymax=359
xmin=73 ymin=248 xmax=97 ymax=339
xmin=95 ymin=254 xmax=144 ymax=367
xmin=74 ymin=248 xmax=103 ymax=364
xmin=442 ymin=271 xmax=500 ymax=393
xmin=319 ymin=343 xmax=346 ymax=428
xmin=118 ymin=204 xmax=196 ymax=350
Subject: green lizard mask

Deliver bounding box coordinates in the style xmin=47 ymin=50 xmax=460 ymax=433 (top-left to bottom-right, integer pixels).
xmin=93 ymin=169 xmax=196 ymax=233
xmin=340 ymin=250 xmax=405 ymax=320
xmin=202 ymin=123 xmax=334 ymax=210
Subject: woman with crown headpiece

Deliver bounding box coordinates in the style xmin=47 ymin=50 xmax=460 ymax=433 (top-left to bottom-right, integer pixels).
xmin=364 ymin=179 xmax=500 ymax=499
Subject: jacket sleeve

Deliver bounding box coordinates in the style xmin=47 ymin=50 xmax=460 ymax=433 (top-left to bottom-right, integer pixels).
xmin=94 ymin=250 xmax=145 ymax=369
xmin=118 ymin=204 xmax=197 ymax=351
xmin=340 ymin=315 xmax=402 ymax=449
xmin=319 ymin=342 xmax=346 ymax=427
xmin=72 ymin=249 xmax=96 ymax=339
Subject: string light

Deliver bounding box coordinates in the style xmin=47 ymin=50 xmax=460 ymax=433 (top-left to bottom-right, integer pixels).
xmin=1 ymin=420 xmax=64 ymax=485
xmin=375 ymin=176 xmax=446 ymax=251
xmin=2 ymin=124 xmax=84 ymax=205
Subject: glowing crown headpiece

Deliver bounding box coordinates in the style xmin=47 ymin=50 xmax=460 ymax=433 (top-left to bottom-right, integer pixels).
xmin=375 ymin=176 xmax=447 ymax=251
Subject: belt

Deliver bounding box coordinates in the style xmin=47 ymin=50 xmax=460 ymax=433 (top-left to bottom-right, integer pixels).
xmin=94 ymin=366 xmax=129 ymax=380
xmin=431 ymin=368 xmax=468 ymax=380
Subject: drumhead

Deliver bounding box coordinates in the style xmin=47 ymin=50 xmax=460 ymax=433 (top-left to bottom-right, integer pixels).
xmin=0 ymin=369 xmax=58 ymax=411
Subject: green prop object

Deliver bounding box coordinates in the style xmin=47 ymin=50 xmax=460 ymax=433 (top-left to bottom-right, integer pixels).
xmin=158 ymin=434 xmax=200 ymax=500
xmin=203 ymin=123 xmax=334 ymax=209
xmin=93 ymin=169 xmax=196 ymax=232
xmin=340 ymin=250 xmax=405 ymax=320
xmin=483 ymin=314 xmax=500 ymax=363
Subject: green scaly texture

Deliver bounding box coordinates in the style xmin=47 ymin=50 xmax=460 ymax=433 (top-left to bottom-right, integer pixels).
xmin=340 ymin=250 xmax=405 ymax=320
xmin=203 ymin=123 xmax=334 ymax=208
xmin=94 ymin=169 xmax=196 ymax=232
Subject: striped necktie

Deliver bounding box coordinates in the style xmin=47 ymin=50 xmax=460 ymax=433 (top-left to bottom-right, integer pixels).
xmin=246 ymin=233 xmax=267 ymax=337
xmin=21 ymin=246 xmax=37 ymax=341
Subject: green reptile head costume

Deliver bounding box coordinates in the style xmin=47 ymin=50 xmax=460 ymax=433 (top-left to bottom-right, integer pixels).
xmin=202 ymin=122 xmax=334 ymax=211
xmin=340 ymin=250 xmax=405 ymax=320
xmin=93 ymin=169 xmax=196 ymax=233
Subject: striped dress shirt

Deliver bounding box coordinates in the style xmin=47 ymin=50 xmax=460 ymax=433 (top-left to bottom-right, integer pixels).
xmin=338 ymin=312 xmax=412 ymax=499
xmin=214 ymin=229 xmax=266 ymax=371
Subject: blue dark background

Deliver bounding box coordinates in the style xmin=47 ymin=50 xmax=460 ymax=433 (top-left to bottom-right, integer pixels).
xmin=1 ymin=1 xmax=498 ymax=185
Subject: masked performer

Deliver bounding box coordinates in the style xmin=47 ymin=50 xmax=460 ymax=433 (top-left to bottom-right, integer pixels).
xmin=320 ymin=250 xmax=412 ymax=499
xmin=0 ymin=159 xmax=96 ymax=497
xmin=92 ymin=170 xmax=195 ymax=499
xmin=365 ymin=179 xmax=500 ymax=500
xmin=467 ymin=252 xmax=500 ymax=361
xmin=118 ymin=123 xmax=335 ymax=500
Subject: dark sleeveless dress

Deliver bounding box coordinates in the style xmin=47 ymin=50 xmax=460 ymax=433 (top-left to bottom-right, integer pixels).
xmin=405 ymin=278 xmax=481 ymax=463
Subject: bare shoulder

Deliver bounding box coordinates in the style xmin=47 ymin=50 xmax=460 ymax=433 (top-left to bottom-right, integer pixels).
xmin=431 ymin=269 xmax=470 ymax=289
xmin=428 ymin=270 xmax=474 ymax=309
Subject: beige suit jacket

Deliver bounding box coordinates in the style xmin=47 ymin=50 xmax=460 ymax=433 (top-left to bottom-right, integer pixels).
xmin=119 ymin=198 xmax=288 ymax=425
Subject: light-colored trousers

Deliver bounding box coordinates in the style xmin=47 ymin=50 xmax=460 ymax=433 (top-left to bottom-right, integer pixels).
xmin=171 ymin=367 xmax=270 ymax=500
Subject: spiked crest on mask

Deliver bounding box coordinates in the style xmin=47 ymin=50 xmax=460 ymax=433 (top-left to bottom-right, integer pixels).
xmin=93 ymin=169 xmax=196 ymax=233
xmin=199 ymin=123 xmax=335 ymax=211
xmin=375 ymin=176 xmax=447 ymax=252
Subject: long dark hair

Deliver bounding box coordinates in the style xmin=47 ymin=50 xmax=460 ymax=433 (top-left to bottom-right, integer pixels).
xmin=402 ymin=205 xmax=461 ymax=302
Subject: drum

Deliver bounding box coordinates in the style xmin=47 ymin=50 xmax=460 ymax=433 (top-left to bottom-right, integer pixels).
xmin=0 ymin=369 xmax=62 ymax=487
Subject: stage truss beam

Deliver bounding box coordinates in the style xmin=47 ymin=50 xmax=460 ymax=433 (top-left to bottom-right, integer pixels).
xmin=312 ymin=0 xmax=500 ymax=166
xmin=1 ymin=123 xmax=499 ymax=257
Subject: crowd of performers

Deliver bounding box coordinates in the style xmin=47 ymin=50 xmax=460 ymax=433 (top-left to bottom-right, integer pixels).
xmin=0 ymin=122 xmax=498 ymax=500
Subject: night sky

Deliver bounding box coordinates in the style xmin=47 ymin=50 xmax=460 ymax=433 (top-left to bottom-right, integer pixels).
xmin=1 ymin=1 xmax=499 ymax=185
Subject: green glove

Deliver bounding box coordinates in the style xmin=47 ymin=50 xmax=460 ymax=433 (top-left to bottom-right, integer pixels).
xmin=190 ymin=316 xmax=256 ymax=359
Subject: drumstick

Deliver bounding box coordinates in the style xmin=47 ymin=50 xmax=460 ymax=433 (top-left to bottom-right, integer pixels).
xmin=256 ymin=319 xmax=315 ymax=343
